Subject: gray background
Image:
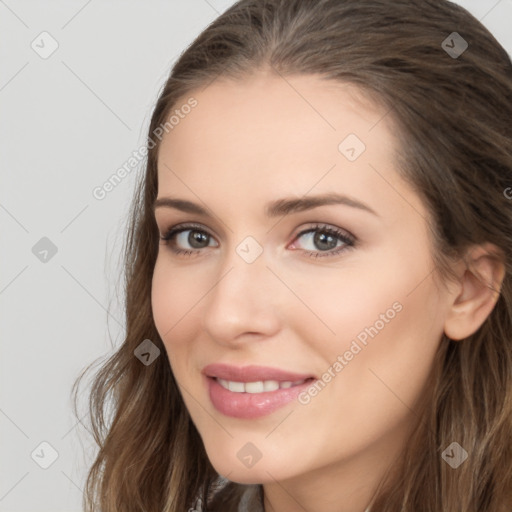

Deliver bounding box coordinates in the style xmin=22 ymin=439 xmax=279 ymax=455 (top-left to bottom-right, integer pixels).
xmin=1 ymin=1 xmax=511 ymax=510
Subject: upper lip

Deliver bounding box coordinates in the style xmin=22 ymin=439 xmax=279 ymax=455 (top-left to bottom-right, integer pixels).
xmin=202 ymin=363 xmax=315 ymax=382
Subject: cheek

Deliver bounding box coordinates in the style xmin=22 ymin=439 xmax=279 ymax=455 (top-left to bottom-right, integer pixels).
xmin=151 ymin=259 xmax=176 ymax=340
xmin=150 ymin=256 xmax=205 ymax=367
xmin=316 ymin=276 xmax=443 ymax=428
xmin=277 ymin=258 xmax=405 ymax=357
xmin=152 ymin=255 xmax=203 ymax=334
xmin=290 ymin=251 xmax=444 ymax=397
xmin=274 ymin=276 xmax=443 ymax=467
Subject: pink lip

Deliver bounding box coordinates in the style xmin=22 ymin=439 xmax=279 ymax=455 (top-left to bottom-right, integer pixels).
xmin=202 ymin=364 xmax=316 ymax=419
xmin=202 ymin=363 xmax=314 ymax=382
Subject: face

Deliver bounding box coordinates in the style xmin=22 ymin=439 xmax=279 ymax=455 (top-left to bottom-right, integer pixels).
xmin=151 ymin=72 xmax=454 ymax=489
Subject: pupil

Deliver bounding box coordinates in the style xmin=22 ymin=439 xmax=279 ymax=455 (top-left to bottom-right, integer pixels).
xmin=314 ymin=231 xmax=337 ymax=251
xmin=189 ymin=230 xmax=209 ymax=248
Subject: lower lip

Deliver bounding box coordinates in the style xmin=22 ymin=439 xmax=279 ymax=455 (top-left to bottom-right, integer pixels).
xmin=206 ymin=376 xmax=314 ymax=419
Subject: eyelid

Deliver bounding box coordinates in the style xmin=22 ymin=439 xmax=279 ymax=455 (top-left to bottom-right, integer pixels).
xmin=159 ymin=222 xmax=217 ymax=240
xmin=290 ymin=223 xmax=355 ymax=245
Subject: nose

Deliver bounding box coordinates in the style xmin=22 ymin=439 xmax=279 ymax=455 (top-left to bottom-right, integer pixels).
xmin=201 ymin=246 xmax=282 ymax=347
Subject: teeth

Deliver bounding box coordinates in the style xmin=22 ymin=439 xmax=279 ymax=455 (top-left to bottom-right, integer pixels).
xmin=263 ymin=380 xmax=280 ymax=392
xmin=216 ymin=378 xmax=308 ymax=393
xmin=245 ymin=381 xmax=264 ymax=393
xmin=228 ymin=380 xmax=244 ymax=393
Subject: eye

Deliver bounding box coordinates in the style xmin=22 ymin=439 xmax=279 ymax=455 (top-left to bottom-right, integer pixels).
xmin=159 ymin=222 xmax=356 ymax=259
xmin=288 ymin=224 xmax=355 ymax=258
xmin=159 ymin=223 xmax=218 ymax=257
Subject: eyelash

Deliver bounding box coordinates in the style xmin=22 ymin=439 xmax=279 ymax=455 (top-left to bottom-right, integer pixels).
xmin=159 ymin=222 xmax=356 ymax=259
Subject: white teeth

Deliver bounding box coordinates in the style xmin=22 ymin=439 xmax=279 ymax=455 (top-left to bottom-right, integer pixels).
xmin=218 ymin=378 xmax=230 ymax=390
xmin=216 ymin=378 xmax=308 ymax=393
xmin=228 ymin=380 xmax=245 ymax=393
xmin=263 ymin=380 xmax=280 ymax=392
xmin=245 ymin=381 xmax=264 ymax=393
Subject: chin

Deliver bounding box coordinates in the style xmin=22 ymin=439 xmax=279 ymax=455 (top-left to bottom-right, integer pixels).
xmin=205 ymin=449 xmax=280 ymax=483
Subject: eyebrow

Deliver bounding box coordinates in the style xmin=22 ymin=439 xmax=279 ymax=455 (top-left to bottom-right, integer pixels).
xmin=153 ymin=193 xmax=379 ymax=218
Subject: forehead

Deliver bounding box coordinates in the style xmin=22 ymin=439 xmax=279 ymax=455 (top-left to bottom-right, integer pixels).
xmin=158 ymin=73 xmax=392 ymax=169
xmin=155 ymin=73 xmax=424 ymax=224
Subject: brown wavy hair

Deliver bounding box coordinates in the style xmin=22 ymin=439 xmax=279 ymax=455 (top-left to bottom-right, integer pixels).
xmin=72 ymin=0 xmax=512 ymax=510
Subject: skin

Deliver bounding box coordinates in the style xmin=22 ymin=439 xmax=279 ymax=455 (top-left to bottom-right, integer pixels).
xmin=151 ymin=70 xmax=504 ymax=512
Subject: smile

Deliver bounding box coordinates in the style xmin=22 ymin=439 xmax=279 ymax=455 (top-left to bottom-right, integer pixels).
xmin=215 ymin=378 xmax=310 ymax=393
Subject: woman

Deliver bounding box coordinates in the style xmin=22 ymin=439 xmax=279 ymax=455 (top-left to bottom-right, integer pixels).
xmin=73 ymin=0 xmax=512 ymax=510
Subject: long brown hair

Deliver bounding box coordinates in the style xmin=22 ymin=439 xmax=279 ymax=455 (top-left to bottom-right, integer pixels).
xmin=73 ymin=0 xmax=512 ymax=510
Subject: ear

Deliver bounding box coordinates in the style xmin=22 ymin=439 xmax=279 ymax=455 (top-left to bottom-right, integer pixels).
xmin=443 ymin=243 xmax=506 ymax=341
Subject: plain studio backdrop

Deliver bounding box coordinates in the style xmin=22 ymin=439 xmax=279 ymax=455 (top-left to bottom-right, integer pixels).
xmin=1 ymin=1 xmax=511 ymax=511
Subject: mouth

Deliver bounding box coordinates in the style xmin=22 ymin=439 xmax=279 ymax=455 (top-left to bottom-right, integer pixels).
xmin=214 ymin=377 xmax=314 ymax=393
xmin=202 ymin=363 xmax=316 ymax=419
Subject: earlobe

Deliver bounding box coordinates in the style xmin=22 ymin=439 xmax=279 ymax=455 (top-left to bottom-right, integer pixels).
xmin=443 ymin=243 xmax=506 ymax=341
